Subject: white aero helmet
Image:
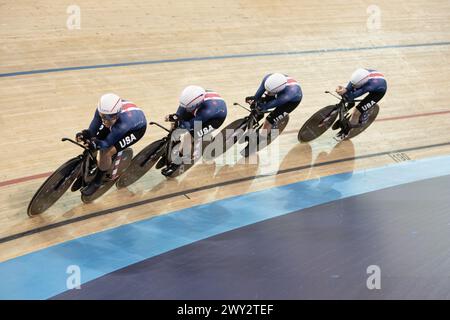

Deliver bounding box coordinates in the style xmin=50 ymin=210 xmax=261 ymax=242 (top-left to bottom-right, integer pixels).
xmin=179 ymin=85 xmax=206 ymax=112
xmin=264 ymin=73 xmax=288 ymax=95
xmin=350 ymin=68 xmax=370 ymax=88
xmin=97 ymin=93 xmax=122 ymax=115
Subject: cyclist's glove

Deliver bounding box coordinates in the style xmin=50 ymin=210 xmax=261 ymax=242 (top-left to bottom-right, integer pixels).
xmin=168 ymin=114 xmax=179 ymax=122
xmin=76 ymin=129 xmax=92 ymax=142
xmin=245 ymin=96 xmax=255 ymax=104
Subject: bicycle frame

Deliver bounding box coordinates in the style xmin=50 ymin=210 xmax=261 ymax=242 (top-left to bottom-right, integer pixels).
xmin=324 ymin=91 xmax=362 ymax=125
xmin=60 ymin=138 xmax=97 ymax=187
xmin=148 ymin=121 xmax=179 ymax=166
xmin=233 ymin=102 xmax=268 ymax=131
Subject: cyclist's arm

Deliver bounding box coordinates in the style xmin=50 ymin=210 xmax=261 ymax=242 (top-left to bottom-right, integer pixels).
xmin=258 ymin=91 xmax=292 ymax=111
xmin=179 ymin=110 xmax=209 ymax=131
xmin=258 ymin=85 xmax=301 ymax=111
xmin=175 ymin=105 xmax=189 ymax=118
xmin=87 ymin=110 xmax=102 ymax=137
xmin=344 ymin=86 xmax=369 ymax=102
xmin=253 ymin=74 xmax=272 ymax=101
xmin=175 ymin=105 xmax=195 ymax=130
xmin=345 ymin=81 xmax=353 ymax=92
xmin=95 ymin=122 xmax=128 ymax=150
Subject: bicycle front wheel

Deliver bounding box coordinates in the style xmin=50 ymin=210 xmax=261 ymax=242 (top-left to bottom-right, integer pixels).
xmin=204 ymin=118 xmax=248 ymax=160
xmin=298 ymin=105 xmax=338 ymax=143
xmin=116 ymin=139 xmax=166 ymax=189
xmin=27 ymin=156 xmax=82 ymax=216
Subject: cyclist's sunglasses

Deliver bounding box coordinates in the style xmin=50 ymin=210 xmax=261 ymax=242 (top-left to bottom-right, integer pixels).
xmin=99 ymin=113 xmax=119 ymax=121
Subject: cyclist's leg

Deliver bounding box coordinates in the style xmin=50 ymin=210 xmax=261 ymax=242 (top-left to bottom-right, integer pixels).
xmin=162 ymin=128 xmax=192 ymax=176
xmin=353 ymin=91 xmax=385 ymax=126
xmin=192 ymin=117 xmax=225 ymax=161
xmin=80 ymin=125 xmax=110 ymax=194
xmin=82 ymin=148 xmax=114 ymax=195
xmin=82 ymin=126 xmax=146 ymax=195
xmin=98 ymin=147 xmax=115 ymax=171
xmin=162 ymin=117 xmax=225 ymax=176
xmin=89 ymin=124 xmax=109 ymax=166
xmin=263 ymin=101 xmax=300 ymax=134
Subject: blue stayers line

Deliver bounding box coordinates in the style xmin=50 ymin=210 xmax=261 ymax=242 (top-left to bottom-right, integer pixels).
xmin=1 ymin=41 xmax=450 ymax=78
xmin=1 ymin=155 xmax=450 ymax=299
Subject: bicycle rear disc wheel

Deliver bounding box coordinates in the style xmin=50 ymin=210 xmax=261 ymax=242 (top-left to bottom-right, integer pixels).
xmin=27 ymin=157 xmax=82 ymax=216
xmin=205 ymin=118 xmax=248 ymax=160
xmin=298 ymin=105 xmax=338 ymax=143
xmin=266 ymin=115 xmax=289 ymax=146
xmin=81 ymin=180 xmax=115 ymax=204
xmin=346 ymin=104 xmax=380 ymax=140
xmin=116 ymin=139 xmax=166 ymax=189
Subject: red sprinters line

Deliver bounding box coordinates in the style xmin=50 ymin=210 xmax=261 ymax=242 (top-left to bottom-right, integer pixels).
xmin=376 ymin=110 xmax=450 ymax=122
xmin=284 ymin=109 xmax=450 ymax=135
xmin=0 ymin=172 xmax=52 ymax=188
xmin=1 ymin=109 xmax=450 ymax=188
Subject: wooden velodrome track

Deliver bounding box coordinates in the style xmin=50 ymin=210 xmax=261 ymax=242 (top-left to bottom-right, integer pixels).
xmin=0 ymin=0 xmax=449 ymax=262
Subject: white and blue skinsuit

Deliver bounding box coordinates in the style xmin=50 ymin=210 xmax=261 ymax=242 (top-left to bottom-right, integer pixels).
xmin=87 ymin=100 xmax=147 ymax=151
xmin=176 ymin=91 xmax=227 ymax=138
xmin=252 ymin=74 xmax=302 ymax=124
